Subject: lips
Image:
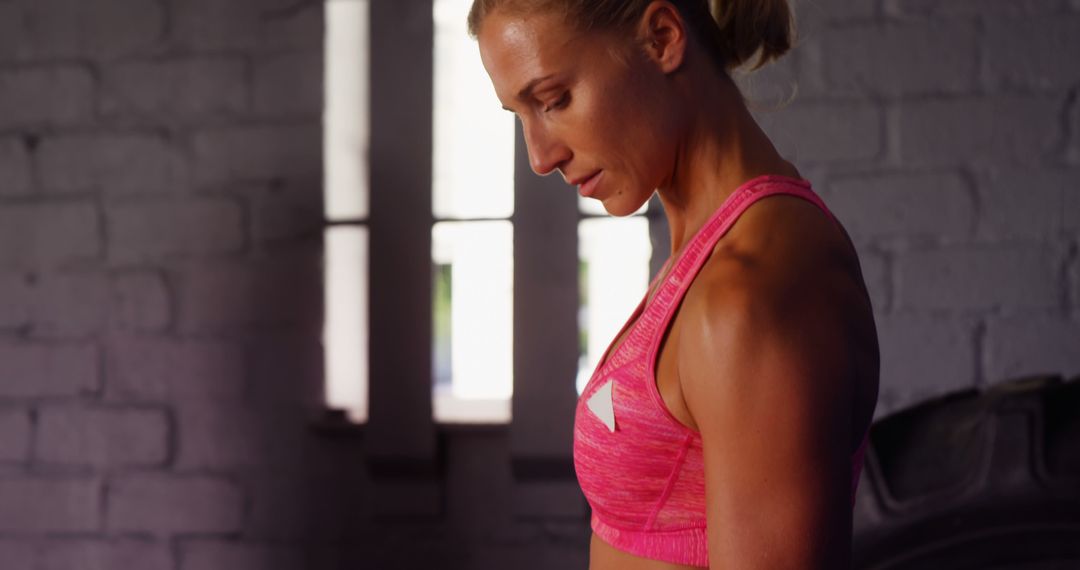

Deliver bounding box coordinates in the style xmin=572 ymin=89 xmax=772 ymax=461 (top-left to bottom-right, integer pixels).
xmin=577 ymin=170 xmax=603 ymax=198
xmin=568 ymin=171 xmax=600 ymax=187
xmin=570 ymin=169 xmax=604 ymax=198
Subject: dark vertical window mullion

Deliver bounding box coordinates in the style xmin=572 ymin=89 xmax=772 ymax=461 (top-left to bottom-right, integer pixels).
xmin=510 ymin=122 xmax=581 ymax=481
xmin=367 ymin=0 xmax=438 ymax=475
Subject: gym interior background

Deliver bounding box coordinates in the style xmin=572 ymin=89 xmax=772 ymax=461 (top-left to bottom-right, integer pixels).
xmin=0 ymin=0 xmax=1078 ymax=568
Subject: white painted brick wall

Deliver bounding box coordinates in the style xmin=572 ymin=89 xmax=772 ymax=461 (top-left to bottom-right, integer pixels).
xmin=827 ymin=172 xmax=974 ymax=240
xmin=896 ymin=96 xmax=1061 ymax=168
xmin=36 ymin=405 xmax=169 ymax=467
xmin=823 ymin=21 xmax=979 ymax=97
xmin=37 ymin=134 xmax=187 ymax=195
xmin=3 ymin=539 xmax=173 ymax=570
xmin=0 ymin=408 xmax=31 ymax=462
xmin=0 ymin=66 xmax=95 ymax=129
xmin=0 ymin=477 xmax=100 ymax=532
xmin=100 ymin=58 xmax=248 ymax=120
xmin=0 ymin=342 xmax=99 ymax=397
xmin=106 ymin=475 xmax=243 ymax=535
xmin=895 ymin=245 xmax=1063 ymax=312
xmin=0 ymin=202 xmax=101 ymax=268
xmin=106 ymin=197 xmax=246 ymax=262
xmin=0 ymin=138 xmax=32 ymax=195
xmin=105 ymin=335 xmax=245 ymax=401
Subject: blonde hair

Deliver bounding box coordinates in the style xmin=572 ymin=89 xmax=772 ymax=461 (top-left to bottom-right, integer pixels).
xmin=467 ymin=0 xmax=794 ymax=72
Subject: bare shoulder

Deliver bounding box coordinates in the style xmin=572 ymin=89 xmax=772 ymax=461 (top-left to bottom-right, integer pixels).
xmin=675 ymin=189 xmax=878 ymax=442
xmin=683 ymin=192 xmax=862 ymax=320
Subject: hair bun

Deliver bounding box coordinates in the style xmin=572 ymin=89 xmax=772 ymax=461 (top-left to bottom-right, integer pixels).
xmin=708 ymin=0 xmax=794 ymax=71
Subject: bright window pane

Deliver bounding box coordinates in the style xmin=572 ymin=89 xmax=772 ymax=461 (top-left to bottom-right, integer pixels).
xmin=324 ymin=0 xmax=369 ymax=221
xmin=323 ymin=226 xmax=369 ymax=422
xmin=432 ymin=221 xmax=513 ymax=423
xmin=577 ymin=217 xmax=652 ymax=394
xmin=432 ymin=0 xmax=514 ymax=219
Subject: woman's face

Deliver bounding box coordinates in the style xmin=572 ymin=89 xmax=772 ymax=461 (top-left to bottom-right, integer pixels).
xmin=477 ymin=8 xmax=680 ymax=216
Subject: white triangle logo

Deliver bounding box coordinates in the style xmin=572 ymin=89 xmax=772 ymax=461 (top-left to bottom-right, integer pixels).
xmin=586 ymin=379 xmax=616 ymax=432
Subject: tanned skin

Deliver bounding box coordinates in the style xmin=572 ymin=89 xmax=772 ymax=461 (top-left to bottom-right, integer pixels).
xmin=477 ymin=2 xmax=880 ymax=568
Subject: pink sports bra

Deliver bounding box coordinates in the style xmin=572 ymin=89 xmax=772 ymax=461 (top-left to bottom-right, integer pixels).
xmin=572 ymin=175 xmax=871 ymax=567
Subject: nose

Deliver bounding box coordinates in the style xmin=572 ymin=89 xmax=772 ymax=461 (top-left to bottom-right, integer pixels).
xmin=522 ymin=120 xmax=570 ymax=177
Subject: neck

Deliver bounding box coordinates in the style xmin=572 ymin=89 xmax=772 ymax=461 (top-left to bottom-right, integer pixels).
xmin=655 ymin=70 xmax=799 ymax=258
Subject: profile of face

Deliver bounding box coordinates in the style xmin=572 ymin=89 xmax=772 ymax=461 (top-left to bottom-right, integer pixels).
xmin=477 ymin=6 xmax=686 ymax=216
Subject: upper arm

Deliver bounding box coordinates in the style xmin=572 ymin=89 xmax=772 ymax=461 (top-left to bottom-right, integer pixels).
xmin=678 ymin=268 xmax=855 ymax=569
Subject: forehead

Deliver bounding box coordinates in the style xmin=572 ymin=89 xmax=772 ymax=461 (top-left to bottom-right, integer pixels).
xmin=476 ymin=9 xmax=593 ymax=101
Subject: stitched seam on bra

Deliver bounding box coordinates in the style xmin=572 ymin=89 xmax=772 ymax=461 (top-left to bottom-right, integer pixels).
xmin=644 ymin=431 xmax=696 ymax=530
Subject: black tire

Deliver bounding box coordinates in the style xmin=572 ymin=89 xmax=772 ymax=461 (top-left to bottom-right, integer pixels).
xmin=852 ymin=373 xmax=1080 ymax=570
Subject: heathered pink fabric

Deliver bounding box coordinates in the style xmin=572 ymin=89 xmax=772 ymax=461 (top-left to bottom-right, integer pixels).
xmin=572 ymin=175 xmax=871 ymax=568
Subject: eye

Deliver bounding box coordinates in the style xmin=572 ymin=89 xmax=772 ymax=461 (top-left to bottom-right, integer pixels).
xmin=543 ymin=92 xmax=570 ymax=113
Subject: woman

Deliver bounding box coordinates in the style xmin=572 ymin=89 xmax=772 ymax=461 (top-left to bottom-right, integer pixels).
xmin=469 ymin=0 xmax=880 ymax=568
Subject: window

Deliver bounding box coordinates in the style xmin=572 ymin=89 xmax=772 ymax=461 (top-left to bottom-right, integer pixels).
xmin=322 ymin=0 xmax=660 ymax=427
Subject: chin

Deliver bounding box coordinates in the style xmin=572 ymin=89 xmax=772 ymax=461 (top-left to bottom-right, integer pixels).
xmin=601 ymin=190 xmax=649 ymax=217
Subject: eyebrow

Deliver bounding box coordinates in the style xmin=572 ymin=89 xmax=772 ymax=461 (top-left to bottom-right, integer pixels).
xmin=501 ymin=74 xmax=556 ymax=111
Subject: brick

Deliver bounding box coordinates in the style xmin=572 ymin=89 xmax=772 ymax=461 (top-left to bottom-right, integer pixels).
xmin=246 ymin=331 xmax=323 ymax=411
xmin=974 ymin=167 xmax=1074 ymax=240
xmin=0 ymin=201 xmax=101 ymax=269
xmin=798 ymin=0 xmax=875 ymax=22
xmin=36 ymin=406 xmax=167 ymax=467
xmin=180 ymin=541 xmax=307 ymax=570
xmin=37 ymin=134 xmax=187 ymax=195
xmin=174 ymin=398 xmax=306 ymax=470
xmin=109 ymin=271 xmax=171 ymax=332
xmin=245 ymin=472 xmax=370 ymax=540
xmin=107 ymin=475 xmax=243 ymax=535
xmin=985 ymin=316 xmax=1080 ymax=382
xmin=171 ymin=0 xmax=322 ymax=52
xmin=105 ymin=335 xmax=245 ymax=401
xmin=35 ymin=539 xmax=172 ymax=570
xmin=28 ymin=271 xmax=111 ymax=339
xmin=896 ymin=245 xmax=1062 ymax=312
xmin=885 ymin=0 xmax=1067 ymax=17
xmin=249 ymin=183 xmax=323 ymax=244
xmin=0 ymin=138 xmax=32 ymax=195
xmin=0 ymin=66 xmax=94 ymax=129
xmin=100 ymin=58 xmax=247 ymax=119
xmin=13 ymin=0 xmax=163 ymax=60
xmin=0 ymin=5 xmax=20 ymax=62
xmin=823 ymin=21 xmax=978 ymax=97
xmin=852 ymin=246 xmax=889 ymax=312
xmin=1068 ymin=90 xmax=1080 ymax=166
xmin=2 ymin=270 xmax=167 ymax=338
xmin=253 ymin=52 xmax=323 ymax=115
xmin=986 ymin=16 xmax=1080 ymax=91
xmin=106 ymin=198 xmax=245 ymax=262
xmin=756 ymin=102 xmax=882 ymax=164
xmin=192 ymin=125 xmax=321 ymax=184
xmin=0 ymin=541 xmax=34 ymax=568
xmin=874 ymin=314 xmax=977 ymax=419
xmin=0 ymin=477 xmax=100 ymax=532
xmin=827 ymin=172 xmax=973 ymax=240
xmin=0 ymin=342 xmax=98 ymax=398
xmin=0 ymin=408 xmax=31 ymax=461
xmin=897 ymin=96 xmax=1060 ymax=168
xmin=177 ymin=252 xmax=321 ymax=333
xmin=0 ymin=272 xmax=33 ymax=328
xmin=1067 ymin=180 xmax=1080 ymax=232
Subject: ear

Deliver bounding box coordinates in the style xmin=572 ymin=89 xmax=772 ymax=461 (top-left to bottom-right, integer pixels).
xmin=637 ymin=0 xmax=688 ymax=74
